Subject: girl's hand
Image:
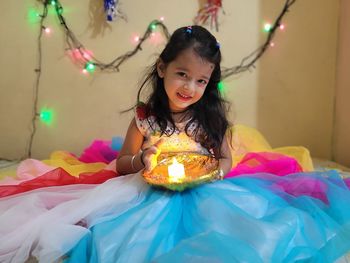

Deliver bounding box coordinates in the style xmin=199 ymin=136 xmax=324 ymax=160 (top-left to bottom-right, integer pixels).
xmin=142 ymin=138 xmax=165 ymax=172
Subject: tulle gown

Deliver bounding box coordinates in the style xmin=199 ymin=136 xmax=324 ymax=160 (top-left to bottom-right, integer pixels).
xmin=1 ymin=107 xmax=350 ymax=262
xmin=2 ymin=169 xmax=350 ymax=263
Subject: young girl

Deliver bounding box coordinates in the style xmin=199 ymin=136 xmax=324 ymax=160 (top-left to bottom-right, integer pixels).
xmin=1 ymin=26 xmax=350 ymax=263
xmin=116 ymin=25 xmax=232 ymax=178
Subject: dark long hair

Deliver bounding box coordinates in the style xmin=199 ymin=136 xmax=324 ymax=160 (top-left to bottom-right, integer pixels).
xmin=136 ymin=25 xmax=230 ymax=158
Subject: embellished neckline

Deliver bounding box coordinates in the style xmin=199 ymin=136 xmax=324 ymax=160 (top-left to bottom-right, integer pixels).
xmin=171 ymin=109 xmax=192 ymax=124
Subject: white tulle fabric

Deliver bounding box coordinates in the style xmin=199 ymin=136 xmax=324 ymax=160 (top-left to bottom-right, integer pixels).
xmin=0 ymin=174 xmax=147 ymax=263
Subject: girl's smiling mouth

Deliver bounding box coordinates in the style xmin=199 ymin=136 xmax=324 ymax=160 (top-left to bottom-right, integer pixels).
xmin=177 ymin=92 xmax=192 ymax=100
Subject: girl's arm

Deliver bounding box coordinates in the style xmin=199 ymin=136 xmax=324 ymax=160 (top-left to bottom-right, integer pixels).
xmin=218 ymin=132 xmax=233 ymax=176
xmin=116 ymin=119 xmax=164 ymax=175
xmin=116 ymin=119 xmax=145 ymax=175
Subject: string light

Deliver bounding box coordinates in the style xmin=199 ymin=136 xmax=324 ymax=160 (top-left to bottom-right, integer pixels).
xmin=150 ymin=23 xmax=157 ymax=31
xmin=39 ymin=108 xmax=54 ymax=125
xmin=85 ymin=62 xmax=96 ymax=73
xmin=43 ymin=26 xmax=51 ymax=34
xmin=133 ymin=35 xmax=140 ymax=43
xmin=221 ymin=0 xmax=296 ymax=78
xmin=218 ymin=81 xmax=225 ymax=92
xmin=264 ymin=23 xmax=272 ymax=32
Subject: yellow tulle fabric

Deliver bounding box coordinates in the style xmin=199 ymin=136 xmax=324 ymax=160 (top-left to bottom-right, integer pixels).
xmin=0 ymin=125 xmax=314 ymax=181
xmin=42 ymin=151 xmax=107 ymax=177
xmin=0 ymin=152 xmax=108 ymax=181
xmin=230 ymin=124 xmax=314 ymax=171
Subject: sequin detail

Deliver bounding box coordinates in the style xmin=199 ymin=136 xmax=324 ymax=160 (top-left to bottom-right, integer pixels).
xmin=134 ymin=105 xmax=209 ymax=154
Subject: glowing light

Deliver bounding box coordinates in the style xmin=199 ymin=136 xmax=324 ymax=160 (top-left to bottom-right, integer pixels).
xmin=168 ymin=158 xmax=185 ymax=183
xmin=279 ymin=24 xmax=285 ymax=30
xmin=83 ymin=52 xmax=91 ymax=60
xmin=85 ymin=62 xmax=95 ymax=73
xmin=134 ymin=36 xmax=140 ymax=43
xmin=82 ymin=69 xmax=88 ymax=75
xmin=28 ymin=8 xmax=41 ymax=24
xmin=57 ymin=7 xmax=63 ymax=15
xmin=218 ymin=81 xmax=225 ymax=92
xmin=270 ymin=42 xmax=275 ymax=47
xmin=51 ymin=0 xmax=56 ymax=6
xmin=150 ymin=23 xmax=157 ymax=31
xmin=160 ymin=16 xmax=165 ymax=21
xmin=39 ymin=108 xmax=54 ymax=125
xmin=264 ymin=23 xmax=272 ymax=32
xmin=44 ymin=27 xmax=51 ymax=34
xmin=148 ymin=31 xmax=165 ymax=46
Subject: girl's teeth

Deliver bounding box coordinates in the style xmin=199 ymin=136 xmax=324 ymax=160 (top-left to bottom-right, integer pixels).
xmin=179 ymin=93 xmax=190 ymax=98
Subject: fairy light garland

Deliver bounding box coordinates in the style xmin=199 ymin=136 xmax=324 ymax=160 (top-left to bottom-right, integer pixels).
xmin=0 ymin=0 xmax=297 ymax=161
xmin=221 ymin=0 xmax=296 ymax=78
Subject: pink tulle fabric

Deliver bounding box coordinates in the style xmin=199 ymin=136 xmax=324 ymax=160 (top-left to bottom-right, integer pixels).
xmin=0 ymin=159 xmax=55 ymax=185
xmin=224 ymin=152 xmax=350 ymax=203
xmin=78 ymin=140 xmax=118 ymax=164
xmin=3 ymin=141 xmax=347 ymax=203
xmin=274 ymin=176 xmax=328 ymax=203
xmin=225 ymin=152 xmax=303 ymax=178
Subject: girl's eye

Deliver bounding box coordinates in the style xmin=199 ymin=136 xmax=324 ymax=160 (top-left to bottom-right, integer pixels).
xmin=177 ymin=72 xmax=187 ymax=78
xmin=197 ymin=79 xmax=207 ymax=85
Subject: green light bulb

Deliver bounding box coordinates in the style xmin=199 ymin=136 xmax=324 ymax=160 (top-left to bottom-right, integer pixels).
xmin=264 ymin=23 xmax=272 ymax=32
xmin=39 ymin=109 xmax=54 ymax=125
xmin=150 ymin=23 xmax=157 ymax=31
xmin=28 ymin=8 xmax=41 ymax=23
xmin=57 ymin=7 xmax=63 ymax=15
xmin=218 ymin=81 xmax=225 ymax=92
xmin=85 ymin=62 xmax=95 ymax=73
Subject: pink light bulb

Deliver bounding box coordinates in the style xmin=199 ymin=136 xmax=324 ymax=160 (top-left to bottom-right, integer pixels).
xmin=44 ymin=27 xmax=51 ymax=34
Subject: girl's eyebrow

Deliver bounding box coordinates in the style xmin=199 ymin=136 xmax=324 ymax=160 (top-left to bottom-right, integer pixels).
xmin=175 ymin=67 xmax=210 ymax=80
xmin=175 ymin=66 xmax=189 ymax=72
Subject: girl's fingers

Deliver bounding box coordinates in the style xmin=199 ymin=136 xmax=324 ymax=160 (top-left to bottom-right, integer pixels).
xmin=153 ymin=138 xmax=165 ymax=149
xmin=143 ymin=138 xmax=165 ymax=172
xmin=144 ymin=159 xmax=152 ymax=172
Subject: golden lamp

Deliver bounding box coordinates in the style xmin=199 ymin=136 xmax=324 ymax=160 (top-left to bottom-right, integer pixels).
xmin=143 ymin=152 xmax=220 ymax=191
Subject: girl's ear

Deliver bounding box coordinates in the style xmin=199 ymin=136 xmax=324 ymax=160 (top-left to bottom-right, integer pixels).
xmin=157 ymin=59 xmax=165 ymax=78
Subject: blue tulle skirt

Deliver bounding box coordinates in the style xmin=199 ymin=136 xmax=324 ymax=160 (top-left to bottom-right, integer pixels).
xmin=65 ymin=171 xmax=350 ymax=263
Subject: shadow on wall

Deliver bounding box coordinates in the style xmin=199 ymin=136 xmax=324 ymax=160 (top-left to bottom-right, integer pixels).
xmin=88 ymin=0 xmax=112 ymax=37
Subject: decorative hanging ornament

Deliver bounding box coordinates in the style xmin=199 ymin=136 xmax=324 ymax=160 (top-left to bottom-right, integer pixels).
xmin=104 ymin=0 xmax=125 ymax=22
xmin=194 ymin=0 xmax=223 ymax=31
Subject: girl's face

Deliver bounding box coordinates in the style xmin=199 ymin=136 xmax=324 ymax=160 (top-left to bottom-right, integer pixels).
xmin=157 ymin=48 xmax=215 ymax=112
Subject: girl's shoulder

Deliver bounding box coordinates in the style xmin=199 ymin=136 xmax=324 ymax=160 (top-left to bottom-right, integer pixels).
xmin=134 ymin=102 xmax=157 ymax=136
xmin=135 ymin=102 xmax=149 ymax=121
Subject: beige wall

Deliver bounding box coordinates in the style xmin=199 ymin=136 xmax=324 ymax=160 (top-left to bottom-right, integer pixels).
xmin=0 ymin=0 xmax=340 ymax=160
xmin=334 ymin=0 xmax=350 ymax=167
xmin=257 ymin=1 xmax=339 ymax=159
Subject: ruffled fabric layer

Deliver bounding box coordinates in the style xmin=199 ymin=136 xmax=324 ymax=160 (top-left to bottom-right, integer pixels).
xmin=65 ymin=172 xmax=350 ymax=263
xmin=0 ymin=125 xmax=314 ymax=198
xmin=1 ymin=171 xmax=350 ymax=263
xmin=1 ymin=126 xmax=348 ymax=262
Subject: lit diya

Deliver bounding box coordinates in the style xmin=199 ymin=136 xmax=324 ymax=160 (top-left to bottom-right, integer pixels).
xmin=142 ymin=152 xmax=220 ymax=191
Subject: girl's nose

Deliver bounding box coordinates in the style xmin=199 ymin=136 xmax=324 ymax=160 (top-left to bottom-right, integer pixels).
xmin=184 ymin=80 xmax=195 ymax=91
